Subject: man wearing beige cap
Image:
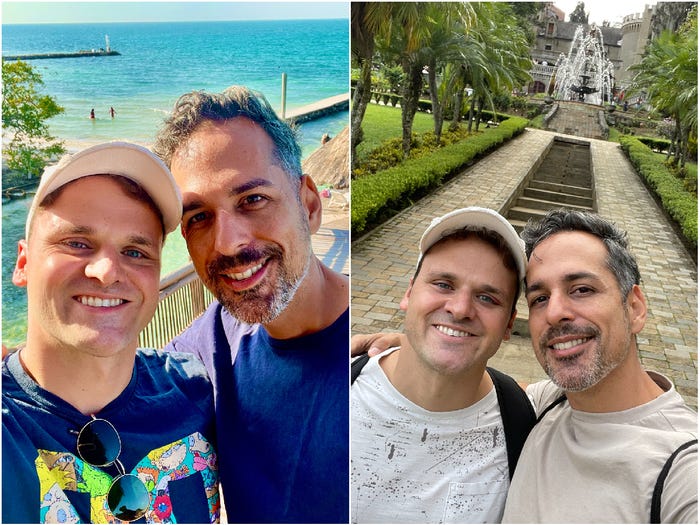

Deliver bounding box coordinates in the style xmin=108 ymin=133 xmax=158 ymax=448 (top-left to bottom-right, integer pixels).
xmin=2 ymin=142 xmax=220 ymax=523
xmin=351 ymin=207 xmax=535 ymax=523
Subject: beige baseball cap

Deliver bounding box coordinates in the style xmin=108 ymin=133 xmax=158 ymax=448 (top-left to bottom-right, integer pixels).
xmin=418 ymin=207 xmax=527 ymax=280
xmin=25 ymin=141 xmax=182 ymax=238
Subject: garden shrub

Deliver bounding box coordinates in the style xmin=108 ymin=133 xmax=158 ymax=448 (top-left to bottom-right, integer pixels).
xmin=352 ymin=117 xmax=528 ymax=236
xmin=619 ymin=136 xmax=697 ymax=251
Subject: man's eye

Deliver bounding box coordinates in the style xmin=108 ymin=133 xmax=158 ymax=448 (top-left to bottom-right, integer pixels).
xmin=65 ymin=240 xmax=89 ymax=249
xmin=477 ymin=294 xmax=497 ymax=305
xmin=186 ymin=212 xmax=208 ymax=226
xmin=528 ymin=295 xmax=548 ymax=307
xmin=124 ymin=249 xmax=145 ymax=259
xmin=242 ymin=194 xmax=268 ymax=207
xmin=434 ymin=282 xmax=453 ymax=290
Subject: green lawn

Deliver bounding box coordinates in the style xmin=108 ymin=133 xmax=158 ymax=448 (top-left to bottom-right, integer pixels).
xmin=356 ymin=104 xmax=436 ymax=161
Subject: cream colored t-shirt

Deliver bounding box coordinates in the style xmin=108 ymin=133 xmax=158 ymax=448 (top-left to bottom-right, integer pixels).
xmin=351 ymin=349 xmax=510 ymax=524
xmin=502 ymin=372 xmax=697 ymax=523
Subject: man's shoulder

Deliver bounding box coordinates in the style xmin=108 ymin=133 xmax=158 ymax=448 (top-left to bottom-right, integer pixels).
xmin=525 ymin=379 xmax=565 ymax=414
xmin=167 ymin=300 xmax=256 ymax=353
xmin=136 ymin=348 xmax=211 ymax=385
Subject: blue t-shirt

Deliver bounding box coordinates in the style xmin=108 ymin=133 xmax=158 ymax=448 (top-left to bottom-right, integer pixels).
xmin=167 ymin=302 xmax=349 ymax=523
xmin=2 ymin=349 xmax=219 ymax=524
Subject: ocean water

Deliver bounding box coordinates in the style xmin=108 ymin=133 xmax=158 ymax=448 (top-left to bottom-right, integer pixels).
xmin=1 ymin=19 xmax=349 ymax=348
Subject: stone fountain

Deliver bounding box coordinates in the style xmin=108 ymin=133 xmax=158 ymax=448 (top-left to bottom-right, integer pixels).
xmin=551 ymin=25 xmax=615 ymax=106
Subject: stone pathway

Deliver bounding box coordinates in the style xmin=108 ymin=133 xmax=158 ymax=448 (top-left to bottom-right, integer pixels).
xmin=351 ymin=128 xmax=698 ymax=408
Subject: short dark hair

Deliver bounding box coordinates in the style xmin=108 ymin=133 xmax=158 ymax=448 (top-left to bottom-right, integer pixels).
xmin=37 ymin=174 xmax=166 ymax=240
xmin=414 ymin=228 xmax=521 ymax=314
xmin=520 ymin=209 xmax=640 ymax=299
xmin=153 ymin=85 xmax=302 ymax=182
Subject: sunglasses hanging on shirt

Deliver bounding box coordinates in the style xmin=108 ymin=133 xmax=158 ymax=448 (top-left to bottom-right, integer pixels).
xmin=73 ymin=416 xmax=151 ymax=522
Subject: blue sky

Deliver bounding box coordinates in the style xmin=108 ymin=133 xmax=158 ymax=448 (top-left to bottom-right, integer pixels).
xmin=2 ymin=1 xmax=349 ymax=24
xmin=554 ymin=0 xmax=654 ymax=26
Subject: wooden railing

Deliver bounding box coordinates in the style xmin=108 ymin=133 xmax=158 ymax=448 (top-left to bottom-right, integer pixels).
xmin=138 ymin=264 xmax=215 ymax=349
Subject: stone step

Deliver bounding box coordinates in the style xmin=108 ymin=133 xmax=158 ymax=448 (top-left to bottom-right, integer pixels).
xmin=507 ymin=202 xmax=592 ymax=223
xmin=507 ymin=205 xmax=553 ymax=223
xmin=533 ymin=172 xmax=592 ymax=187
xmin=522 ymin=188 xmax=594 ymax=208
xmin=529 ymin=180 xmax=592 ymax=197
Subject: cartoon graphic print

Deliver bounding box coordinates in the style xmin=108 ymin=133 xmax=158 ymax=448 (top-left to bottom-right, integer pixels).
xmin=35 ymin=432 xmax=219 ymax=523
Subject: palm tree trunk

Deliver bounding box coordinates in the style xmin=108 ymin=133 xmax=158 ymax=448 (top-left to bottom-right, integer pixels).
xmin=467 ymin=97 xmax=476 ymax=133
xmin=351 ymin=58 xmax=373 ymax=169
xmin=401 ymin=61 xmax=423 ymax=158
xmin=475 ymin=97 xmax=484 ymax=132
xmin=427 ymin=60 xmax=443 ymax=143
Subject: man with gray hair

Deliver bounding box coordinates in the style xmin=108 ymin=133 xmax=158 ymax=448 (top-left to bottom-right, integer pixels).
xmin=154 ymin=86 xmax=349 ymax=523
xmin=502 ymin=209 xmax=697 ymax=523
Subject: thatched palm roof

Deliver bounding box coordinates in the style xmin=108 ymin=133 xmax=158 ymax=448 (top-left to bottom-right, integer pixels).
xmin=302 ymin=126 xmax=349 ymax=189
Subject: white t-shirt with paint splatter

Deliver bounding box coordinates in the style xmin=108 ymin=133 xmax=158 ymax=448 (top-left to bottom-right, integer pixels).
xmin=351 ymin=348 xmax=510 ymax=524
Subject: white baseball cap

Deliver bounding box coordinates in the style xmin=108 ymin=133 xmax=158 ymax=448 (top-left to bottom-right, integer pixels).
xmin=418 ymin=207 xmax=527 ymax=281
xmin=26 ymin=141 xmax=182 ymax=238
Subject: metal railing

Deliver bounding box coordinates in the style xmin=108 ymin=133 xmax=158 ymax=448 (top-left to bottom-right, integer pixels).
xmin=138 ymin=264 xmax=215 ymax=350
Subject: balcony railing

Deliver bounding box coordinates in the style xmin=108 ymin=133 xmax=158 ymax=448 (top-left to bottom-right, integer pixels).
xmin=138 ymin=264 xmax=215 ymax=350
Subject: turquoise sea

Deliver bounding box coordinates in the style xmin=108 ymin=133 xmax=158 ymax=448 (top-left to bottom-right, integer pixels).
xmin=2 ymin=18 xmax=349 ymax=347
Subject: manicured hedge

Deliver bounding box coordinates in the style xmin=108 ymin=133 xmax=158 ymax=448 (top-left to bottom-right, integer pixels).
xmin=619 ymin=136 xmax=697 ymax=251
xmin=352 ymin=117 xmax=529 ymax=236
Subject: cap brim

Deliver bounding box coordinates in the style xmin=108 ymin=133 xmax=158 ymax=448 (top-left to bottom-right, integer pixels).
xmin=419 ymin=207 xmax=526 ymax=280
xmin=27 ymin=142 xmax=181 ymax=238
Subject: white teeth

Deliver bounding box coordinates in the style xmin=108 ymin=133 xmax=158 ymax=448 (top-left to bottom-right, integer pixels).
xmin=436 ymin=325 xmax=471 ymax=337
xmin=78 ymin=296 xmax=124 ymax=307
xmin=226 ymin=261 xmax=265 ymax=281
xmin=552 ymin=338 xmax=588 ymax=351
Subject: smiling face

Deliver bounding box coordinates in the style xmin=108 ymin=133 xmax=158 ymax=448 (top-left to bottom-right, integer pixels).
xmin=13 ymin=176 xmax=163 ymax=357
xmin=170 ymin=117 xmax=317 ymax=325
xmin=399 ymin=236 xmax=517 ymax=377
xmin=525 ymin=231 xmax=646 ymax=392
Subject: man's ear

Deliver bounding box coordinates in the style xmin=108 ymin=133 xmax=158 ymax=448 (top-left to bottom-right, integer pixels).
xmin=300 ymin=174 xmax=322 ymax=235
xmin=503 ymin=309 xmax=517 ymax=341
xmin=399 ymin=278 xmax=415 ymax=312
xmin=12 ymin=240 xmax=29 ymax=287
xmin=627 ymin=284 xmax=647 ymax=335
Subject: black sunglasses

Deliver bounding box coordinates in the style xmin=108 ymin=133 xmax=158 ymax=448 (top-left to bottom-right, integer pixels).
xmin=74 ymin=416 xmax=151 ymax=522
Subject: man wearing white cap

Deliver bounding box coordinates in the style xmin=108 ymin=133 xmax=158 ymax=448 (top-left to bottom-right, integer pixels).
xmin=2 ymin=143 xmax=220 ymax=523
xmin=351 ymin=207 xmax=535 ymax=523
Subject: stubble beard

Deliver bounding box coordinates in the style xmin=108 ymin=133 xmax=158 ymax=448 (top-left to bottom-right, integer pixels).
xmin=539 ymin=321 xmax=631 ymax=392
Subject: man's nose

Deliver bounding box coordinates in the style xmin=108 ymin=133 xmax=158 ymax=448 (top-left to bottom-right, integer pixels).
xmin=445 ymin=290 xmax=475 ymax=320
xmin=545 ymin=290 xmax=575 ymax=325
xmin=84 ymin=249 xmax=123 ymax=285
xmin=213 ymin=210 xmax=255 ymax=255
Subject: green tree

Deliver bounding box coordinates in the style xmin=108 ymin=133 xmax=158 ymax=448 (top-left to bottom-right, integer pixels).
xmin=629 ymin=5 xmax=697 ymax=167
xmin=2 ymin=60 xmax=65 ymax=178
xmin=351 ymin=2 xmax=398 ymax=168
xmin=569 ymin=2 xmax=588 ymax=24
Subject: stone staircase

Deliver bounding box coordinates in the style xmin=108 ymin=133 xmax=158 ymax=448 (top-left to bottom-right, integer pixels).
xmin=506 ymin=136 xmax=596 ymax=337
xmin=545 ymin=100 xmax=607 ymax=140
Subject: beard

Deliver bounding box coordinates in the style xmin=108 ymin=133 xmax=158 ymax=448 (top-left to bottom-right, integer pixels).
xmin=537 ymin=322 xmax=630 ymax=392
xmin=206 ymin=242 xmax=311 ymax=325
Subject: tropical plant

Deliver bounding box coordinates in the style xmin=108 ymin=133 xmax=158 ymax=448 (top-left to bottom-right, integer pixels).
xmin=2 ymin=60 xmax=65 ymax=178
xmin=628 ymin=5 xmax=697 ymax=167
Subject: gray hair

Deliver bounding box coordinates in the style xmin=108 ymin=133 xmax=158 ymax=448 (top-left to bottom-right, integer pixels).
xmin=153 ymin=85 xmax=302 ymax=181
xmin=521 ymin=209 xmax=641 ymax=299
